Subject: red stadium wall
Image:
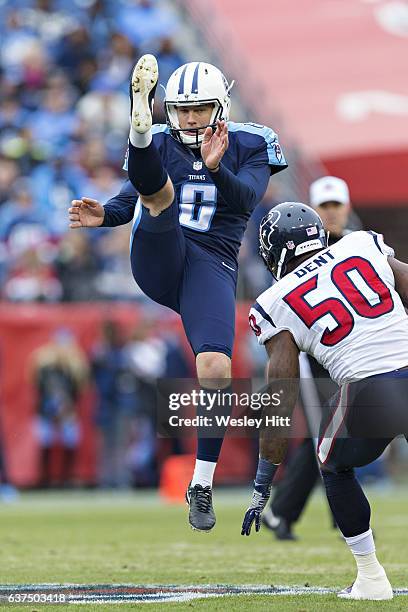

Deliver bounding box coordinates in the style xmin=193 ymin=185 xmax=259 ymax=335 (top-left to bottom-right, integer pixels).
xmin=0 ymin=303 xmax=255 ymax=487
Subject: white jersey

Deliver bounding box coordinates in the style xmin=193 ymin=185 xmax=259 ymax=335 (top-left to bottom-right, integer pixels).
xmin=249 ymin=231 xmax=408 ymax=385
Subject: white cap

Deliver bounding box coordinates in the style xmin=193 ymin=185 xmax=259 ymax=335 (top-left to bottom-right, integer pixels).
xmin=309 ymin=176 xmax=350 ymax=208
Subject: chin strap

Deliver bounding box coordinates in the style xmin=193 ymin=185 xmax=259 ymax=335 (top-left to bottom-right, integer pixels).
xmin=276 ymin=247 xmax=287 ymax=280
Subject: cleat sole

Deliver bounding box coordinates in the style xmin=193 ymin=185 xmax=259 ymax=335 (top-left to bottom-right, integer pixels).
xmin=131 ymin=54 xmax=158 ymax=133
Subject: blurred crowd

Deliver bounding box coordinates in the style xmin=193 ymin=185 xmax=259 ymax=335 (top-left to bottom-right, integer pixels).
xmin=0 ymin=0 xmax=185 ymax=302
xmin=28 ymin=319 xmax=193 ymax=489
xmin=0 ymin=0 xmax=311 ymax=303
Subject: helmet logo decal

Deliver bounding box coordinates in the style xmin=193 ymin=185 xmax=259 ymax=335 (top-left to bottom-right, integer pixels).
xmin=178 ymin=65 xmax=188 ymax=94
xmin=261 ymin=209 xmax=281 ymax=247
xmin=286 ymin=240 xmax=295 ymax=250
xmin=306 ymin=226 xmax=318 ymax=236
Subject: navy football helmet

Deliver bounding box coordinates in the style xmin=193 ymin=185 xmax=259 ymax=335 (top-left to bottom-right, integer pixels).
xmin=259 ymin=202 xmax=328 ymax=280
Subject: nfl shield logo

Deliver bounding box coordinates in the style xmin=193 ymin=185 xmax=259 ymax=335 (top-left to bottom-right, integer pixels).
xmin=193 ymin=161 xmax=203 ymax=171
xmin=286 ymin=240 xmax=295 ymax=250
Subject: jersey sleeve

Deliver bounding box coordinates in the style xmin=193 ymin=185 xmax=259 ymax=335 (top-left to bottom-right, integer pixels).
xmin=367 ymin=231 xmax=395 ymax=258
xmin=249 ymin=285 xmax=304 ymax=348
xmin=101 ymin=180 xmax=138 ymax=227
xmin=249 ymin=301 xmax=278 ymax=345
xmin=233 ymin=123 xmax=288 ymax=176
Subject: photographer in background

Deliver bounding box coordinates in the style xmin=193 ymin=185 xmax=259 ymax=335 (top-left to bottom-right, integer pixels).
xmin=31 ymin=329 xmax=89 ymax=488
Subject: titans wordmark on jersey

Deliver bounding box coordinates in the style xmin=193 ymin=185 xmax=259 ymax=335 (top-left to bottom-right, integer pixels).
xmin=249 ymin=231 xmax=408 ymax=385
xmin=120 ymin=121 xmax=287 ymax=265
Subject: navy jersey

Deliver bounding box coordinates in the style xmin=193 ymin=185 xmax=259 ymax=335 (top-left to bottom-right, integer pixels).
xmin=102 ymin=121 xmax=287 ymax=265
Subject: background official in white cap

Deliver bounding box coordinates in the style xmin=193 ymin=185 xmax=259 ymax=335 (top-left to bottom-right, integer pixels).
xmin=309 ymin=175 xmax=352 ymax=240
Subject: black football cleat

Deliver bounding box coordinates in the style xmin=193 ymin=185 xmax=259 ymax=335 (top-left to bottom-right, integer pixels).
xmin=186 ymin=483 xmax=216 ymax=532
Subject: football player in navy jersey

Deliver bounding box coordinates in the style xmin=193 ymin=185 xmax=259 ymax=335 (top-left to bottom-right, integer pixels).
xmin=68 ymin=54 xmax=287 ymax=531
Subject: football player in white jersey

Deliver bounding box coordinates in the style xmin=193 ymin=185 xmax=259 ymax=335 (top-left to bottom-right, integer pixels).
xmin=241 ymin=202 xmax=408 ymax=600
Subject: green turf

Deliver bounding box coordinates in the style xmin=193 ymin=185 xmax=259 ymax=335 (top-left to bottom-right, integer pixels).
xmin=0 ymin=487 xmax=406 ymax=610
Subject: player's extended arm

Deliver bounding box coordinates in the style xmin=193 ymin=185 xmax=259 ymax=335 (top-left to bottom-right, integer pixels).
xmin=241 ymin=331 xmax=300 ymax=536
xmin=101 ymin=180 xmax=138 ymax=227
xmin=389 ymin=257 xmax=408 ymax=309
xmin=68 ymin=181 xmax=138 ymax=229
xmin=202 ymin=121 xmax=270 ymax=213
xmin=209 ymin=163 xmax=270 ymax=214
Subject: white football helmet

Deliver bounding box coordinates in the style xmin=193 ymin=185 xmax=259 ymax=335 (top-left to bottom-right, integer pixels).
xmin=164 ymin=61 xmax=234 ymax=148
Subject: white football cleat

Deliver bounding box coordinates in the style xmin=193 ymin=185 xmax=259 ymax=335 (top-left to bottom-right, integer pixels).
xmin=130 ymin=54 xmax=158 ymax=133
xmin=338 ymin=569 xmax=393 ymax=600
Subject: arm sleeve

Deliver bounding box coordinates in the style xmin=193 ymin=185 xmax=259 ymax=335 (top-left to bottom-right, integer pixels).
xmin=249 ymin=301 xmax=279 ymax=345
xmin=367 ymin=230 xmax=395 ymax=257
xmin=208 ymin=127 xmax=287 ymax=214
xmin=249 ymin=293 xmax=301 ymax=348
xmin=208 ymin=162 xmax=270 ymax=214
xmin=101 ymin=180 xmax=138 ymax=227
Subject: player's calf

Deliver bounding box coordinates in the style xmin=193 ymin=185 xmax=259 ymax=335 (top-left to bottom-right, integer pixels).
xmin=322 ymin=470 xmax=393 ymax=601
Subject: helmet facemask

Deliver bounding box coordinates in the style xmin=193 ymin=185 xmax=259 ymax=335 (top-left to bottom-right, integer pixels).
xmin=164 ymin=99 xmax=223 ymax=148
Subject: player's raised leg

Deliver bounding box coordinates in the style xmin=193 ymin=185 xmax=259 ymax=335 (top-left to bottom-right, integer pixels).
xmin=321 ymin=469 xmax=392 ymax=600
xmin=128 ymin=54 xmax=174 ymax=215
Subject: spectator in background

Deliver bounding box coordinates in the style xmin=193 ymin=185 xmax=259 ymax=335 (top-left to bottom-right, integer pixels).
xmin=309 ymin=175 xmax=362 ymax=238
xmin=91 ymin=32 xmax=136 ymax=94
xmin=124 ymin=317 xmax=193 ymax=486
xmin=31 ymin=328 xmax=89 ymax=487
xmin=0 ymin=157 xmax=19 ymax=206
xmin=4 ymin=246 xmax=61 ymax=302
xmin=92 ymin=320 xmax=133 ymax=488
xmin=55 ymin=25 xmax=95 ymax=86
xmin=94 ymin=226 xmax=141 ymax=300
xmin=55 ymin=232 xmax=100 ymax=301
xmin=0 ymin=0 xmax=185 ymax=305
xmin=31 ymin=154 xmax=87 ymax=238
xmin=116 ymin=0 xmax=178 ymax=49
xmin=93 ymin=316 xmax=164 ymax=488
xmin=26 ymin=76 xmax=79 ymax=150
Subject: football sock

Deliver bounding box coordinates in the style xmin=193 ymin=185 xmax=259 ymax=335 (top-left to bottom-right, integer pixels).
xmin=129 ymin=125 xmax=152 ymax=148
xmin=321 ymin=469 xmax=371 ymax=537
xmin=345 ymin=528 xmax=375 ymax=556
xmin=191 ymin=459 xmax=216 ymax=488
xmin=194 ymin=384 xmax=233 ymax=485
xmin=345 ymin=529 xmax=384 ymax=579
xmin=127 ymin=141 xmax=168 ymax=196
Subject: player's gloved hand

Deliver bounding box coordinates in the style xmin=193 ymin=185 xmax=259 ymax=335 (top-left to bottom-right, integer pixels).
xmin=241 ymin=483 xmax=271 ymax=536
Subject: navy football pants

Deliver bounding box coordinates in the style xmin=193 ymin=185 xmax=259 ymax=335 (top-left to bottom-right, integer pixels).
xmin=318 ymin=368 xmax=408 ymax=473
xmin=130 ymin=198 xmax=237 ymax=358
xmin=319 ymin=368 xmax=408 ymax=537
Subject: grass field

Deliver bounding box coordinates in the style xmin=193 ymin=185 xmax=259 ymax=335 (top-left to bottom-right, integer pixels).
xmin=0 ymin=486 xmax=406 ymax=610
